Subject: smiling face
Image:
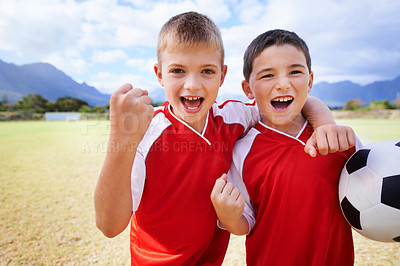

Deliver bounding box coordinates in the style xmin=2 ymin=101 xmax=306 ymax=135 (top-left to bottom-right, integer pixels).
xmin=242 ymin=44 xmax=313 ymax=136
xmin=155 ymin=45 xmax=227 ymax=133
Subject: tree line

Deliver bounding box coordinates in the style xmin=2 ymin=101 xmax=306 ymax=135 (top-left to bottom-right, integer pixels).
xmin=0 ymin=94 xmax=109 ymax=113
xmin=1 ymin=93 xmax=399 ymax=120
xmin=342 ymin=97 xmax=400 ymax=111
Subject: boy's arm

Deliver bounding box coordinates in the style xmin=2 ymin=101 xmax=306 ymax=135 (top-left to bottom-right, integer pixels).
xmin=94 ymin=84 xmax=154 ymax=238
xmin=302 ymin=96 xmax=356 ymax=157
xmin=210 ymin=174 xmax=250 ymax=236
xmin=302 ymin=96 xmax=335 ymax=128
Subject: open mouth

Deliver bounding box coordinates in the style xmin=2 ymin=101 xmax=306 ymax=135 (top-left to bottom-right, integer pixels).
xmin=271 ymin=96 xmax=293 ymax=111
xmin=181 ymin=96 xmax=204 ymax=111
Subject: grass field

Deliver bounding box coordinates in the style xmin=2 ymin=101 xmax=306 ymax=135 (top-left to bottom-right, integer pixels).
xmin=0 ymin=118 xmax=399 ymax=265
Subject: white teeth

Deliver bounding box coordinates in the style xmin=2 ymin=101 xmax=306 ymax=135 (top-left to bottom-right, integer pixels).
xmin=184 ymin=96 xmax=201 ymax=101
xmin=272 ymin=97 xmax=293 ymax=102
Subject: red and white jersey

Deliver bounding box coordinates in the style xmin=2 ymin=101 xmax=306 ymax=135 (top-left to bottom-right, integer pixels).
xmin=228 ymin=121 xmax=361 ymax=266
xmin=130 ymin=100 xmax=259 ymax=265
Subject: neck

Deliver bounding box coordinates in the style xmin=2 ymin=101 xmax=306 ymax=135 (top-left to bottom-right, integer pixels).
xmin=262 ymin=114 xmax=306 ymax=137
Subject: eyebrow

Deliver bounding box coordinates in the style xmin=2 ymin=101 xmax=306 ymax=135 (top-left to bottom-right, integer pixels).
xmin=289 ymin=64 xmax=306 ymax=69
xmin=256 ymin=64 xmax=306 ymax=75
xmin=167 ymin=63 xmax=219 ymax=69
xmin=167 ymin=63 xmax=185 ymax=68
xmin=201 ymin=64 xmax=219 ymax=68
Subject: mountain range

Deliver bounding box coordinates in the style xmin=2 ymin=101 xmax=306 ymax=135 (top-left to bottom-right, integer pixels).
xmin=309 ymin=78 xmax=400 ymax=108
xmin=0 ymin=59 xmax=399 ymax=107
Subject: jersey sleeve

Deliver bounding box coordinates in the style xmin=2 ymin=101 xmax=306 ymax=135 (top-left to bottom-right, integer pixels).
xmin=131 ymin=150 xmax=146 ymax=212
xmin=213 ymin=100 xmax=261 ymax=135
xmin=225 ymin=128 xmax=261 ymax=233
xmin=130 ymin=108 xmax=172 ymax=212
xmin=227 ymin=160 xmax=256 ymax=234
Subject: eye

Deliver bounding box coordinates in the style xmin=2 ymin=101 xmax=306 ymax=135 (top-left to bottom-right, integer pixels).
xmin=260 ymin=74 xmax=273 ymax=79
xmin=202 ymin=69 xmax=216 ymax=74
xmin=171 ymin=68 xmax=185 ymax=74
xmin=289 ymin=70 xmax=303 ymax=75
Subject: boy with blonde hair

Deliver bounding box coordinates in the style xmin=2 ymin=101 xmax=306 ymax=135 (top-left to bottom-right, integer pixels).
xmin=95 ymin=13 xmax=355 ymax=265
xmin=211 ymin=29 xmax=360 ymax=265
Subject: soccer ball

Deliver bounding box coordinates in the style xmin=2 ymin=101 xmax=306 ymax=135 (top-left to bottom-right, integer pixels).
xmin=338 ymin=140 xmax=400 ymax=243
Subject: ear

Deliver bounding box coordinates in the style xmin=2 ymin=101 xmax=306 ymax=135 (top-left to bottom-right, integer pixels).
xmin=218 ymin=65 xmax=228 ymax=87
xmin=241 ymin=80 xmax=255 ymax=100
xmin=307 ymin=71 xmax=314 ymax=93
xmin=154 ymin=64 xmax=164 ymax=87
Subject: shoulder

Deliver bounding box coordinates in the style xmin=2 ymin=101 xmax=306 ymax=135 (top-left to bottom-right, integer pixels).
xmin=150 ymin=104 xmax=171 ymax=129
xmin=137 ymin=105 xmax=172 ymax=155
xmin=229 ymin=127 xmax=261 ymax=182
xmin=212 ymin=99 xmax=257 ymax=113
xmin=232 ymin=127 xmax=261 ymax=162
xmin=211 ymin=100 xmax=259 ymax=124
xmin=214 ymin=99 xmax=256 ymax=108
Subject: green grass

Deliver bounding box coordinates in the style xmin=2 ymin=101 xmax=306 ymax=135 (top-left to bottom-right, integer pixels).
xmin=0 ymin=120 xmax=130 ymax=264
xmin=0 ymin=119 xmax=399 ymax=265
xmin=336 ymin=118 xmax=400 ymax=144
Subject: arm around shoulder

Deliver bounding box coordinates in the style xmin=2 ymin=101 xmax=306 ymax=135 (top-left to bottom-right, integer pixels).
xmin=302 ymin=96 xmax=335 ymax=128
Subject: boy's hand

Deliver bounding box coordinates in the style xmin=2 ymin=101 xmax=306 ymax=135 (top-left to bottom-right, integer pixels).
xmin=210 ymin=174 xmax=245 ymax=228
xmin=304 ymin=124 xmax=356 ymax=157
xmin=109 ymin=83 xmax=154 ymax=146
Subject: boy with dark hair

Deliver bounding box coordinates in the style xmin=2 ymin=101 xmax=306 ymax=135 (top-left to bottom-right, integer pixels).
xmin=211 ymin=29 xmax=361 ymax=265
xmin=95 ymin=13 xmax=355 ymax=265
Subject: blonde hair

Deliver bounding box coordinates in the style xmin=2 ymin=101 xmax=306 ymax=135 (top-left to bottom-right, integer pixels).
xmin=157 ymin=11 xmax=225 ymax=67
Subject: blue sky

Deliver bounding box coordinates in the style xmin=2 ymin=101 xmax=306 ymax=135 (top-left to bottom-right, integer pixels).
xmin=1 ymin=0 xmax=400 ymax=99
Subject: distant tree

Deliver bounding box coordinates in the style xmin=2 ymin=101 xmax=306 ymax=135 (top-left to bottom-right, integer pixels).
xmin=0 ymin=95 xmax=6 ymax=111
xmin=91 ymin=105 xmax=106 ymax=113
xmin=45 ymin=102 xmax=57 ymax=112
xmin=55 ymin=97 xmax=88 ymax=112
xmin=1 ymin=95 xmax=8 ymax=104
xmin=78 ymin=105 xmax=92 ymax=113
xmin=16 ymin=94 xmax=49 ymax=113
xmin=0 ymin=95 xmax=15 ymax=111
xmin=369 ymin=99 xmax=390 ymax=110
xmin=342 ymin=98 xmax=365 ymax=111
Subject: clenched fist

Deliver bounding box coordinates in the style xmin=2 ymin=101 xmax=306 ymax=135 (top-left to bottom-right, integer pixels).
xmin=109 ymin=83 xmax=154 ymax=147
xmin=210 ymin=174 xmax=249 ymax=235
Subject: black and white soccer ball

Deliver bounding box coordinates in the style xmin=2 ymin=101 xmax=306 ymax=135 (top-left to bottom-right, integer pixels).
xmin=338 ymin=140 xmax=400 ymax=243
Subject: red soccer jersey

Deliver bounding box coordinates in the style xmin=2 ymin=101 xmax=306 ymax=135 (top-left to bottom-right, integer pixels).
xmin=130 ymin=101 xmax=259 ymax=265
xmin=229 ymin=121 xmax=356 ymax=266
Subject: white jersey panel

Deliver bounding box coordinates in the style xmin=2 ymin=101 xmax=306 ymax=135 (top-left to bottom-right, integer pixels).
xmin=227 ymin=128 xmax=260 ymax=231
xmin=131 ymin=107 xmax=172 ymax=212
xmin=212 ymin=100 xmax=260 ymax=134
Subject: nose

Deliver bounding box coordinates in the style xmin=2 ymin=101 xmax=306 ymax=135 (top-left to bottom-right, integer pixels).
xmin=184 ymin=73 xmax=201 ymax=91
xmin=274 ymin=75 xmax=290 ymax=90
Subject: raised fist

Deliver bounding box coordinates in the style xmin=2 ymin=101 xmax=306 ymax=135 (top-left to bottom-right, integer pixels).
xmin=109 ymin=83 xmax=154 ymax=146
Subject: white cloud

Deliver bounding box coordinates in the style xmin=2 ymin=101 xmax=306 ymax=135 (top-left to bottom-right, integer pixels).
xmin=0 ymin=0 xmax=83 ymax=54
xmin=43 ymin=51 xmax=89 ymax=75
xmin=0 ymin=0 xmax=400 ymax=95
xmin=221 ymin=0 xmax=400 ymax=89
xmin=88 ymin=71 xmax=159 ymax=94
xmin=220 ymin=54 xmax=246 ymax=96
xmin=92 ymin=50 xmax=129 ymax=63
xmin=126 ymin=57 xmax=157 ymax=73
